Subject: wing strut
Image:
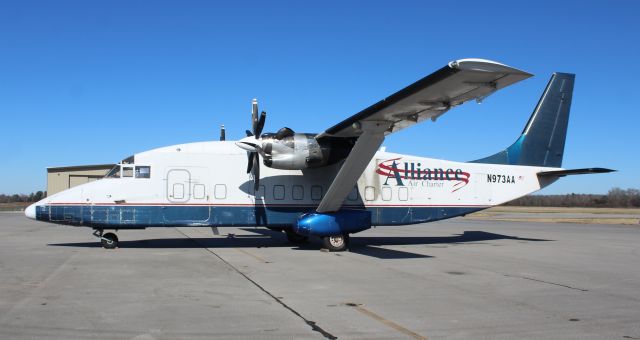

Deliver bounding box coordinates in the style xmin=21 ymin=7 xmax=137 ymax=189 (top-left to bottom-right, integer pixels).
xmin=316 ymin=121 xmax=392 ymax=213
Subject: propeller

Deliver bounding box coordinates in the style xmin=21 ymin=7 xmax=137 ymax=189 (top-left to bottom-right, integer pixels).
xmin=237 ymin=99 xmax=266 ymax=191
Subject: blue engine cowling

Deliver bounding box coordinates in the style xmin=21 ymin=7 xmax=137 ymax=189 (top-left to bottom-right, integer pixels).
xmin=293 ymin=210 xmax=371 ymax=237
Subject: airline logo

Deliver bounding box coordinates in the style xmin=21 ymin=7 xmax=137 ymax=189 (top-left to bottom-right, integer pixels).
xmin=376 ymin=158 xmax=471 ymax=192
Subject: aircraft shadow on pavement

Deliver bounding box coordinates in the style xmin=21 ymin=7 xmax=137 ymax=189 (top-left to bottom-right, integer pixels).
xmin=48 ymin=229 xmax=551 ymax=260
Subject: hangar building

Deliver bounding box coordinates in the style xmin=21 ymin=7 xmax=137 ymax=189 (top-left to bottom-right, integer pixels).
xmin=47 ymin=164 xmax=114 ymax=196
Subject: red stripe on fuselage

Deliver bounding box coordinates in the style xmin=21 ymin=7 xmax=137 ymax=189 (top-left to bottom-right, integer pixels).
xmin=47 ymin=202 xmax=489 ymax=208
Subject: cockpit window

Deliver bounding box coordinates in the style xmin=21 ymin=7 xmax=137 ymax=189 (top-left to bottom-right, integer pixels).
xmin=135 ymin=166 xmax=151 ymax=178
xmin=105 ymin=155 xmax=148 ymax=179
xmin=122 ymin=166 xmax=134 ymax=177
xmin=122 ymin=155 xmax=134 ymax=164
xmin=105 ymin=165 xmax=121 ymax=178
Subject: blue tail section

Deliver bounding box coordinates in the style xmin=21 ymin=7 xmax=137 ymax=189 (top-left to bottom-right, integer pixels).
xmin=471 ymin=73 xmax=575 ymax=167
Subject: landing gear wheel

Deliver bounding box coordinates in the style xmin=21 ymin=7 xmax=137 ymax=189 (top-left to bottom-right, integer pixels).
xmin=285 ymin=230 xmax=308 ymax=244
xmin=101 ymin=232 xmax=118 ymax=249
xmin=322 ymin=234 xmax=349 ymax=252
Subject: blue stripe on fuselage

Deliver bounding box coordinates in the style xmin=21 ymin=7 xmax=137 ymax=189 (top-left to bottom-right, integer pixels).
xmin=35 ymin=204 xmax=486 ymax=229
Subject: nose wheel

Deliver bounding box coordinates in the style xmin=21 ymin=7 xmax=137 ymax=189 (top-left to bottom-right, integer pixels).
xmin=93 ymin=229 xmax=119 ymax=249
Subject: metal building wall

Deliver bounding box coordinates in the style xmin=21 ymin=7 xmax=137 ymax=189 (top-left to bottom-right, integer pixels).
xmin=47 ymin=165 xmax=115 ymax=196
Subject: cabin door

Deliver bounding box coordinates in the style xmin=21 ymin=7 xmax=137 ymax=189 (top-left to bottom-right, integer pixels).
xmin=164 ymin=168 xmax=210 ymax=224
xmin=166 ymin=169 xmax=191 ymax=203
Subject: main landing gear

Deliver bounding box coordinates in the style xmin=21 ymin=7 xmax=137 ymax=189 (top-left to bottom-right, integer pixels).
xmin=285 ymin=230 xmax=309 ymax=244
xmin=322 ymin=234 xmax=350 ymax=252
xmin=93 ymin=229 xmax=118 ymax=249
xmin=283 ymin=229 xmax=348 ymax=251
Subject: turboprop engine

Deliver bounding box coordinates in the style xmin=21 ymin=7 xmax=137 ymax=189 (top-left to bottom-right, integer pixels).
xmin=237 ymin=127 xmax=353 ymax=170
xmin=235 ymin=99 xmax=355 ymax=190
xmin=263 ymin=128 xmax=354 ymax=169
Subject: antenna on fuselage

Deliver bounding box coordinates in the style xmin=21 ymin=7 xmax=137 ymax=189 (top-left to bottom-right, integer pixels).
xmin=220 ymin=124 xmax=226 ymax=141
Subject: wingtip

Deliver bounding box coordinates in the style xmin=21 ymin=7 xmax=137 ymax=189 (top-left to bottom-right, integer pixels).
xmin=450 ymin=58 xmax=532 ymax=77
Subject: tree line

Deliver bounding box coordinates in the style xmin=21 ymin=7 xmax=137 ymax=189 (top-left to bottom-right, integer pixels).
xmin=504 ymin=188 xmax=640 ymax=208
xmin=0 ymin=191 xmax=46 ymax=203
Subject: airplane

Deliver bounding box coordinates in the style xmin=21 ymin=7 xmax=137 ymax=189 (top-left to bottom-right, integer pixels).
xmin=25 ymin=59 xmax=613 ymax=251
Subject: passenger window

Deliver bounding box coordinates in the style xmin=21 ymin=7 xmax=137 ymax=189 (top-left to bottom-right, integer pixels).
xmin=193 ymin=184 xmax=205 ymax=199
xmin=173 ymin=183 xmax=185 ymax=199
xmin=273 ymin=185 xmax=285 ymax=200
xmin=214 ymin=184 xmax=227 ymax=199
xmin=135 ymin=166 xmax=151 ymax=178
xmin=381 ymin=187 xmax=392 ymax=201
xmin=347 ymin=187 xmax=359 ymax=201
xmin=399 ymin=187 xmax=409 ymax=201
xmin=365 ymin=186 xmax=376 ymax=201
xmin=122 ymin=166 xmax=134 ymax=177
xmin=311 ymin=185 xmax=323 ymax=200
xmin=292 ymin=185 xmax=304 ymax=200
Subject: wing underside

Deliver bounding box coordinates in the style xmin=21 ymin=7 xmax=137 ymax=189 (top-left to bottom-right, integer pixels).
xmin=317 ymin=59 xmax=532 ymax=139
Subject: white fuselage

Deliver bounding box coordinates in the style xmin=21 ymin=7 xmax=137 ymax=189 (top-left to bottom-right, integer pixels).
xmin=29 ymin=141 xmax=557 ymax=229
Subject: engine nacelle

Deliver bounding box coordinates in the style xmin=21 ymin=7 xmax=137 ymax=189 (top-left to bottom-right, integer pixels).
xmin=259 ymin=130 xmax=353 ymax=170
xmin=293 ymin=210 xmax=371 ymax=237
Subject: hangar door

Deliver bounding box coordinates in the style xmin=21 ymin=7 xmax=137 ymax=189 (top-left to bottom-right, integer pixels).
xmin=69 ymin=175 xmax=101 ymax=187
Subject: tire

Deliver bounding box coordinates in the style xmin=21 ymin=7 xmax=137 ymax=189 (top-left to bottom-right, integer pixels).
xmin=101 ymin=232 xmax=118 ymax=249
xmin=285 ymin=230 xmax=309 ymax=244
xmin=322 ymin=234 xmax=349 ymax=252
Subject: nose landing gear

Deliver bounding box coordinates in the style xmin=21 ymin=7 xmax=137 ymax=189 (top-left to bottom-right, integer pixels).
xmin=93 ymin=229 xmax=119 ymax=249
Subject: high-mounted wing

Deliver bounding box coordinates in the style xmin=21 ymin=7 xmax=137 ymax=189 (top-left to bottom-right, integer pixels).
xmin=316 ymin=59 xmax=532 ymax=213
xmin=316 ymin=59 xmax=532 ymax=139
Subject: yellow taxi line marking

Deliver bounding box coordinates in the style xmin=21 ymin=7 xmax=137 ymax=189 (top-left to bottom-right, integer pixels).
xmin=347 ymin=303 xmax=427 ymax=339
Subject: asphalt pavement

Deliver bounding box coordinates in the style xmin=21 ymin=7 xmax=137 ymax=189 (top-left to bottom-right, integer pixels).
xmin=1 ymin=212 xmax=639 ymax=339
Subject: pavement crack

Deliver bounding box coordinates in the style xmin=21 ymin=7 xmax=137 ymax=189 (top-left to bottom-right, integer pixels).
xmin=175 ymin=228 xmax=337 ymax=339
xmin=504 ymin=274 xmax=589 ymax=292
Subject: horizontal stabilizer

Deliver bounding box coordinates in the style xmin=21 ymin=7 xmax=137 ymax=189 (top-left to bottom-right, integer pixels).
xmin=537 ymin=168 xmax=615 ymax=178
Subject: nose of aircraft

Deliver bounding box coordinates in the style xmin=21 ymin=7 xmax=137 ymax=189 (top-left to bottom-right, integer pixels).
xmin=25 ymin=203 xmax=36 ymax=220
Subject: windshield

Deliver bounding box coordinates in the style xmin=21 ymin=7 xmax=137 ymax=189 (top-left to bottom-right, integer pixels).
xmin=105 ymin=165 xmax=121 ymax=178
xmin=104 ymin=155 xmax=135 ymax=178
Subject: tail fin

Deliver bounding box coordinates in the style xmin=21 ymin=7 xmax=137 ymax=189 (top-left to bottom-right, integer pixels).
xmin=471 ymin=72 xmax=575 ymax=167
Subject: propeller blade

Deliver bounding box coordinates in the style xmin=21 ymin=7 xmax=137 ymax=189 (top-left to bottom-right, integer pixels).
xmin=220 ymin=125 xmax=226 ymax=141
xmin=245 ymin=130 xmax=253 ymax=137
xmin=255 ymin=111 xmax=266 ymax=137
xmin=251 ymin=99 xmax=258 ymax=135
xmin=246 ymin=152 xmax=254 ymax=173
xmin=252 ymin=152 xmax=260 ymax=191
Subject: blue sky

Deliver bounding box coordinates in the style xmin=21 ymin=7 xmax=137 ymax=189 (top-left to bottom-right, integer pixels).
xmin=1 ymin=0 xmax=638 ymax=195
